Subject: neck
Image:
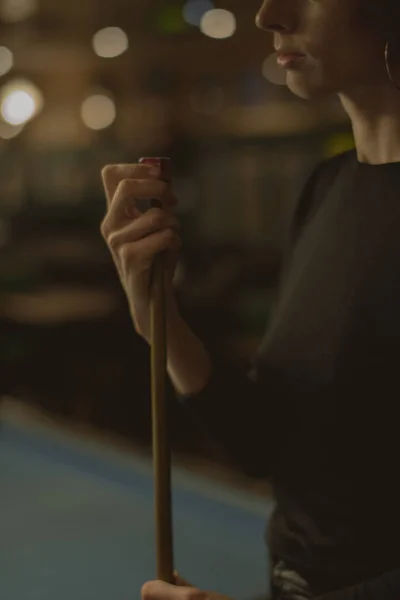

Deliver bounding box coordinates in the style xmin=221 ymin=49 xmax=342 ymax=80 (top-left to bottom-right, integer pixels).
xmin=339 ymin=79 xmax=400 ymax=165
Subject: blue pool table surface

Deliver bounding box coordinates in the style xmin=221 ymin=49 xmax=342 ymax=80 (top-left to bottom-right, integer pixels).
xmin=0 ymin=409 xmax=274 ymax=600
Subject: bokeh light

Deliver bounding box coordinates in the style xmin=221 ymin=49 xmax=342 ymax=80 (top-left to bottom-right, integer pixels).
xmin=0 ymin=0 xmax=38 ymax=22
xmin=2 ymin=91 xmax=35 ymax=125
xmin=0 ymin=120 xmax=24 ymax=139
xmin=0 ymin=79 xmax=43 ymax=125
xmin=81 ymin=94 xmax=116 ymax=130
xmin=0 ymin=47 xmax=13 ymax=77
xmin=183 ymin=0 xmax=214 ymax=27
xmin=92 ymin=27 xmax=129 ymax=59
xmin=154 ymin=4 xmax=188 ymax=34
xmin=200 ymin=9 xmax=236 ymax=39
xmin=261 ymin=53 xmax=286 ymax=86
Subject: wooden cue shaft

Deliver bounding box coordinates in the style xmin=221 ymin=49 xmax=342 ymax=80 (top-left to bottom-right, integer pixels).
xmin=150 ymin=250 xmax=174 ymax=583
xmin=139 ymin=157 xmax=174 ymax=584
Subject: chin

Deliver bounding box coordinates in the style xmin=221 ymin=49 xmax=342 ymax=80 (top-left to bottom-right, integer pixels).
xmin=286 ymin=71 xmax=336 ymax=101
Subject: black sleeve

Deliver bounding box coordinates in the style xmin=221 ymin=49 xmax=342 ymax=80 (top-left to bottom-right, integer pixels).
xmin=315 ymin=568 xmax=400 ymax=600
xmin=176 ymin=154 xmax=346 ymax=479
xmin=177 ymin=352 xmax=272 ymax=479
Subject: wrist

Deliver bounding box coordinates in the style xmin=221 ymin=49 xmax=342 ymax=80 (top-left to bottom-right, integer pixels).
xmin=166 ymin=292 xmax=183 ymax=329
xmin=137 ymin=292 xmax=183 ymax=346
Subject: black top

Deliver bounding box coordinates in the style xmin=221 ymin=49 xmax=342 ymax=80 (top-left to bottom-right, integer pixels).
xmin=178 ymin=149 xmax=400 ymax=597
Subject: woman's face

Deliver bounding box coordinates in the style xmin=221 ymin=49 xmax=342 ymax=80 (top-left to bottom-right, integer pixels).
xmin=256 ymin=0 xmax=387 ymax=99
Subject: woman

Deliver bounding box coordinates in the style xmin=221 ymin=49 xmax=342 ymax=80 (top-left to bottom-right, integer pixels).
xmin=100 ymin=0 xmax=400 ymax=598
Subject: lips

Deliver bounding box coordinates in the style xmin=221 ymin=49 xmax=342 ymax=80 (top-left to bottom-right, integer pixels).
xmin=277 ymin=52 xmax=305 ymax=59
xmin=276 ymin=52 xmax=306 ymax=67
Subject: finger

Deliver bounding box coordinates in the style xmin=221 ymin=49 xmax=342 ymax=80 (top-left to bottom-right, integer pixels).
xmin=113 ymin=178 xmax=175 ymax=215
xmin=104 ymin=208 xmax=180 ymax=249
xmin=101 ymin=163 xmax=161 ymax=207
xmin=117 ymin=228 xmax=181 ymax=270
xmin=142 ymin=580 xmax=177 ymax=600
xmin=101 ymin=179 xmax=176 ymax=238
xmin=173 ymin=571 xmax=193 ymax=587
xmin=141 ymin=580 xmax=205 ymax=600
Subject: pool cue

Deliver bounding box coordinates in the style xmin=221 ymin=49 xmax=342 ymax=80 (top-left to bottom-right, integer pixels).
xmin=138 ymin=157 xmax=174 ymax=584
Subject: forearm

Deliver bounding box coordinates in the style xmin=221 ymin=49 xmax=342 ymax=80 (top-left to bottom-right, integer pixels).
xmin=139 ymin=290 xmax=213 ymax=397
xmin=142 ymin=293 xmax=271 ymax=478
xmin=165 ymin=305 xmax=213 ymax=397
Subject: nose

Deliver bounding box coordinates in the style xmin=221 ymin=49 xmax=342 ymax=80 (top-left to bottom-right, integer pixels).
xmin=255 ymin=0 xmax=294 ymax=33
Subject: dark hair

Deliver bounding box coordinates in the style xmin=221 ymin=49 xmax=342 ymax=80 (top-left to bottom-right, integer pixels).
xmin=367 ymin=0 xmax=400 ymax=41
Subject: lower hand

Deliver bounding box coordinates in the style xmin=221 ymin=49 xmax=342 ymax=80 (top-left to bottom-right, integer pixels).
xmin=141 ymin=573 xmax=234 ymax=600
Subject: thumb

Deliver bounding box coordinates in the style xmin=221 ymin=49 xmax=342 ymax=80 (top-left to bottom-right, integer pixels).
xmin=173 ymin=571 xmax=193 ymax=587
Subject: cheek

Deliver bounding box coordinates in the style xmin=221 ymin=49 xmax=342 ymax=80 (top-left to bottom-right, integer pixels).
xmin=319 ymin=30 xmax=383 ymax=86
xmin=303 ymin=25 xmax=375 ymax=87
xmin=301 ymin=0 xmax=359 ymax=61
xmin=310 ymin=1 xmax=383 ymax=57
xmin=285 ymin=0 xmax=383 ymax=95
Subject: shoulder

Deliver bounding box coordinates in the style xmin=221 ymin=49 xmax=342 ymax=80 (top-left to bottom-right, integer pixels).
xmin=309 ymin=148 xmax=355 ymax=194
xmin=289 ymin=149 xmax=355 ymax=247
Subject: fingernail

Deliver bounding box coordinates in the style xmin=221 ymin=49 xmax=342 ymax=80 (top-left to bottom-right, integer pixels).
xmin=149 ymin=167 xmax=159 ymax=177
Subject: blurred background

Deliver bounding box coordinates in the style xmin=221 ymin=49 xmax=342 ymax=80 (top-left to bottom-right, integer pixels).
xmin=0 ymin=1 xmax=356 ymax=597
xmin=0 ymin=0 xmax=355 ymax=459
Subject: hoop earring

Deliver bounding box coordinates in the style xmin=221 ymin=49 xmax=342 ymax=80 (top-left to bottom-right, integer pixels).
xmin=385 ymin=40 xmax=400 ymax=91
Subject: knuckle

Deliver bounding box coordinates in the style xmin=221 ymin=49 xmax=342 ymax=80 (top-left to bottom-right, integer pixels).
xmin=149 ymin=208 xmax=165 ymax=228
xmin=100 ymin=218 xmax=108 ymax=239
xmin=119 ymin=244 xmax=133 ymax=263
xmin=163 ymin=227 xmax=176 ymax=244
xmin=141 ymin=582 xmax=155 ymax=600
xmin=107 ymin=232 xmax=119 ymax=251
xmin=101 ymin=164 xmax=115 ymax=180
xmin=118 ymin=178 xmax=134 ymax=196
